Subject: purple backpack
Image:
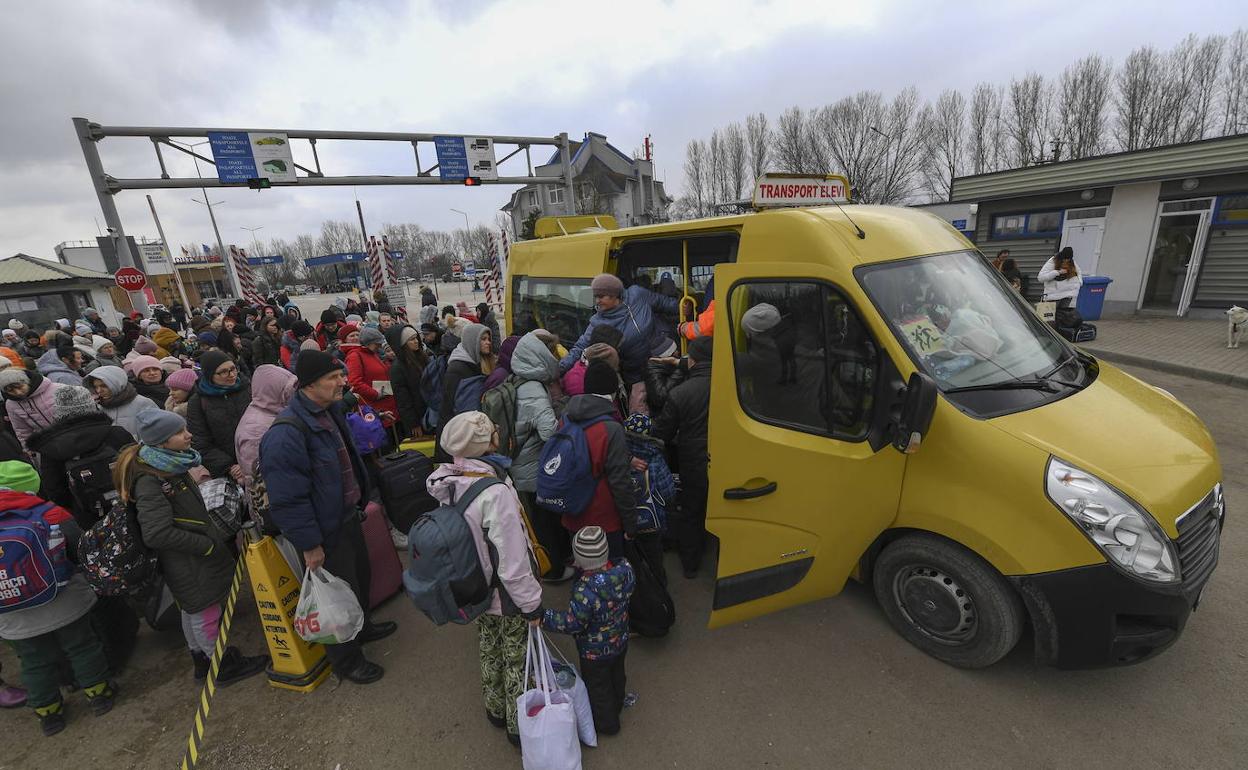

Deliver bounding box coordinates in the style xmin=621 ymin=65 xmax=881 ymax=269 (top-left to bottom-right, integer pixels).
xmin=347 ymin=405 xmax=387 ymax=454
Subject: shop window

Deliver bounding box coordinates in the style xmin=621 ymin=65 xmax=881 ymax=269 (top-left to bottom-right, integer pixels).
xmin=1212 ymin=194 xmax=1248 ymax=226
xmin=510 ymin=275 xmax=594 ymax=346
xmin=728 ymin=280 xmax=876 ymax=440
xmin=991 ymin=210 xmax=1063 ymax=239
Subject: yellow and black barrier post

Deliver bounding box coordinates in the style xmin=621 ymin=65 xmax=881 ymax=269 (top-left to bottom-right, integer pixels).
xmin=242 ymin=523 xmax=331 ymax=692
xmin=180 ymin=554 xmax=245 ymax=770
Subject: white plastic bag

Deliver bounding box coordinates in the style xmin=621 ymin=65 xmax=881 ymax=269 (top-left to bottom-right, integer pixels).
xmin=547 ymin=638 xmax=597 ymax=747
xmin=517 ymin=627 xmax=581 ymax=770
xmin=293 ymin=567 xmax=364 ymax=645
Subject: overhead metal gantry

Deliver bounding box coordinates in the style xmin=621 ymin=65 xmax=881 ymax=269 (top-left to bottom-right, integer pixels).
xmin=72 ymin=117 xmax=577 ymax=312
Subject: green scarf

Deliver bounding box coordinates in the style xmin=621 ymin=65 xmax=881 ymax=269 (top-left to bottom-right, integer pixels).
xmin=139 ymin=445 xmax=202 ymax=475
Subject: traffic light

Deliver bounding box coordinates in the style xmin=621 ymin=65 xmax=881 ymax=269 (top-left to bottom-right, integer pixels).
xmin=463 ymin=176 xmax=482 ymax=187
xmin=247 ymin=177 xmax=272 ymax=190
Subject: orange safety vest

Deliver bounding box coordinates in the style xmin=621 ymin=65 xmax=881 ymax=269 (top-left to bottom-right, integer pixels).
xmin=678 ymin=300 xmax=715 ymax=340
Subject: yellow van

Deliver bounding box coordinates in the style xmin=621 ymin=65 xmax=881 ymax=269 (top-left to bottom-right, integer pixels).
xmin=506 ymin=197 xmax=1224 ymax=669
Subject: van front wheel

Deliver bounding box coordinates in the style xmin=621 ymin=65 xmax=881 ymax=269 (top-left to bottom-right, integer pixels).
xmin=872 ymin=534 xmax=1023 ymax=669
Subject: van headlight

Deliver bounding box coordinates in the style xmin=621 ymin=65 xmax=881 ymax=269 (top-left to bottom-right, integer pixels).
xmin=1045 ymin=458 xmax=1179 ymax=584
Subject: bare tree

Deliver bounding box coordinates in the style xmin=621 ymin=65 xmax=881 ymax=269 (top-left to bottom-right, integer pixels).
xmin=1115 ymin=45 xmax=1164 ymax=150
xmin=920 ymin=89 xmax=967 ymax=201
xmin=1057 ymin=55 xmax=1113 ymax=158
xmin=875 ymin=87 xmax=930 ymax=203
xmin=744 ymin=112 xmax=771 ymax=180
xmin=722 ymin=122 xmax=749 ymax=202
xmin=773 ymin=106 xmax=818 ymax=174
xmin=968 ymin=82 xmax=1007 ymax=174
xmin=681 ymin=139 xmax=708 ymax=217
xmin=1006 ymin=73 xmax=1054 ymax=165
xmin=707 ymin=129 xmax=727 ymax=207
xmin=813 ymin=91 xmax=888 ymax=201
xmin=1177 ymin=34 xmax=1225 ymax=141
xmin=1221 ymin=29 xmax=1248 ymax=134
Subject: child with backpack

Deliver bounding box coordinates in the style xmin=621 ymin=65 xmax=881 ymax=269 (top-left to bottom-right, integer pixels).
xmin=425 ymin=410 xmax=543 ymax=747
xmin=114 ymin=409 xmax=269 ymax=686
xmin=0 ymin=460 xmax=118 ymax=736
xmin=543 ymin=525 xmax=636 ymax=736
xmin=623 ymin=413 xmax=676 ymax=587
xmin=434 ymin=323 xmax=495 ymax=462
xmin=539 ymin=360 xmax=637 ymax=558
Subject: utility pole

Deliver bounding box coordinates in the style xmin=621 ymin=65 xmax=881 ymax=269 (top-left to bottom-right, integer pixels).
xmin=73 ymin=117 xmax=150 ymax=314
xmin=146 ymin=195 xmax=192 ymax=312
xmin=559 ymin=132 xmax=576 ymax=216
xmin=355 ymin=197 xmax=370 ymax=290
xmin=175 ymin=138 xmax=244 ymax=299
xmin=240 ymin=225 xmax=264 ymax=255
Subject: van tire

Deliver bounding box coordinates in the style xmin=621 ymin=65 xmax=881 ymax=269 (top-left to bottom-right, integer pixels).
xmin=872 ymin=534 xmax=1023 ymax=669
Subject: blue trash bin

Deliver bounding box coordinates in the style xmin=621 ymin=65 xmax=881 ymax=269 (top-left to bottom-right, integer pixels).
xmin=1076 ymin=276 xmax=1112 ymax=321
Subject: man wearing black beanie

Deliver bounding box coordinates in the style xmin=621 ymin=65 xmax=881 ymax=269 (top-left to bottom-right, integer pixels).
xmin=259 ymin=349 xmax=395 ymax=684
xmin=653 ymin=336 xmax=713 ymax=578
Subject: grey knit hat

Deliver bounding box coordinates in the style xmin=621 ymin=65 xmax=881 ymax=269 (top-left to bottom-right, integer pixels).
xmin=573 ymin=526 xmax=609 ymax=571
xmin=136 ymin=407 xmax=186 ymax=446
xmin=359 ymin=327 xmax=385 ymax=348
xmin=53 ymin=385 xmax=101 ymax=421
xmin=590 ymin=273 xmax=624 ymax=299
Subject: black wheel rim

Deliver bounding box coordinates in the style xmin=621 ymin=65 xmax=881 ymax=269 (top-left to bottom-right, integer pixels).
xmin=891 ymin=564 xmax=977 ymax=645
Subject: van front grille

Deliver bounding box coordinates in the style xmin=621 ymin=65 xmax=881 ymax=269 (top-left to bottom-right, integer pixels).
xmin=1175 ymin=486 xmax=1223 ymax=587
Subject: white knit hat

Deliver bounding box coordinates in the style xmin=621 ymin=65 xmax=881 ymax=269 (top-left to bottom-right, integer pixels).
xmin=440 ymin=411 xmax=495 ymax=459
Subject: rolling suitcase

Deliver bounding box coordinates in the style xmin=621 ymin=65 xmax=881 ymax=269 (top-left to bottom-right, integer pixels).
xmin=377 ymin=450 xmax=439 ymax=534
xmin=397 ymin=438 xmax=436 ymax=459
xmin=362 ymin=501 xmax=402 ymax=608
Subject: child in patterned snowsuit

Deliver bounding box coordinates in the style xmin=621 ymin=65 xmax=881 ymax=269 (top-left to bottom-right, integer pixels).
xmin=543 ymin=525 xmax=636 ymax=735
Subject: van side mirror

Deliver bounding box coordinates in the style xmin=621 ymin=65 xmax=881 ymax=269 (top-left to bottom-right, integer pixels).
xmin=892 ymin=372 xmax=938 ymax=454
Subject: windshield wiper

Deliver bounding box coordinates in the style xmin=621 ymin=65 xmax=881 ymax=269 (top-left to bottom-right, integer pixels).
xmin=945 ymin=379 xmax=1065 ymax=394
xmin=1035 ymin=351 xmax=1084 ymax=389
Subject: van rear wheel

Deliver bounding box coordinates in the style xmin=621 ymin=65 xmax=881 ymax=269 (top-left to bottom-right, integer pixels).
xmin=872 ymin=534 xmax=1023 ymax=669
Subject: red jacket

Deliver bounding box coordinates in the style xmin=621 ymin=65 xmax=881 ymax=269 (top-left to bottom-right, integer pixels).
xmin=0 ymin=490 xmax=73 ymax=526
xmin=346 ymin=346 xmax=397 ymax=424
xmin=559 ymin=395 xmax=637 ymax=536
xmin=314 ymin=322 xmax=340 ymax=351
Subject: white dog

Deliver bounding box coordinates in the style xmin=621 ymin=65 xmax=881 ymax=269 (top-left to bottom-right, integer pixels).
xmin=1228 ymin=305 xmax=1248 ymax=349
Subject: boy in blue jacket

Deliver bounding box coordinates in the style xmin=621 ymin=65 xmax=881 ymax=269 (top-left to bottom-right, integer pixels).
xmin=543 ymin=526 xmax=636 ymax=735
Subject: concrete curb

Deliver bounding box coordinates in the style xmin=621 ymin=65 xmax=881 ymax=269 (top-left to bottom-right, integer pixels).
xmin=1083 ymin=346 xmax=1248 ymax=390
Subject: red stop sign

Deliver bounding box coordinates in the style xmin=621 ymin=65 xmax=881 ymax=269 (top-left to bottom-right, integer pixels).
xmin=115 ymin=267 xmax=148 ymax=291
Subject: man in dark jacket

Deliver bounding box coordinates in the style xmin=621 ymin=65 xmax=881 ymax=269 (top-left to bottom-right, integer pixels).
xmin=259 ymin=351 xmax=396 ymax=684
xmin=560 ymin=361 xmax=637 ymax=558
xmin=652 ymin=335 xmax=712 ymax=578
xmin=186 ymin=351 xmax=251 ymax=481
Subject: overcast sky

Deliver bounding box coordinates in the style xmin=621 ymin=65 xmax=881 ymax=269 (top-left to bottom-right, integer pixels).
xmin=0 ymin=0 xmax=1241 ymax=262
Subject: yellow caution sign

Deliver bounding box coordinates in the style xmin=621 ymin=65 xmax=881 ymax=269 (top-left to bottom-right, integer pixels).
xmin=243 ymin=525 xmax=331 ymax=692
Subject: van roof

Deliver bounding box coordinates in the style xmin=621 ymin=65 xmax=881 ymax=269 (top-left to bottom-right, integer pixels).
xmin=510 ymin=205 xmax=970 ymax=276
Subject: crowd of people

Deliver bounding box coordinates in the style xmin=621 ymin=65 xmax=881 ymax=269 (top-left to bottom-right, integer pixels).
xmin=0 ymin=274 xmax=714 ymax=749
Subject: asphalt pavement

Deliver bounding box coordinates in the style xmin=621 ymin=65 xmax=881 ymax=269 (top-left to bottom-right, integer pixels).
xmin=2 ymin=363 xmax=1244 ymax=770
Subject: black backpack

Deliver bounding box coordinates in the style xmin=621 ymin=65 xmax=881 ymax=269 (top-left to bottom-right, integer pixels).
xmin=65 ymin=444 xmax=121 ymax=526
xmin=624 ymin=539 xmax=676 ymax=637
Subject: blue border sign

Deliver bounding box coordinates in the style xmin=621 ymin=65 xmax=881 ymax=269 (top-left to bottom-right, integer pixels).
xmin=434 ymin=136 xmax=469 ymax=181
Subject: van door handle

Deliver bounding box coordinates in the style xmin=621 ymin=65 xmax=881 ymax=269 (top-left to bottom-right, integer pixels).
xmin=723 ymin=481 xmax=778 ymax=500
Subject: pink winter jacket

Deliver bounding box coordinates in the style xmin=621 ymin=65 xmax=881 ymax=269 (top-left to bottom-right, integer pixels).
xmin=561 ymin=360 xmax=587 ymax=396
xmin=233 ymin=364 xmax=298 ymax=490
xmin=426 ymin=459 xmax=542 ymax=617
xmin=5 ymin=376 xmax=62 ymax=448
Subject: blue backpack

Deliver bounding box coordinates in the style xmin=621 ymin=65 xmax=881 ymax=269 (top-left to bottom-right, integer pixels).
xmin=535 ymin=414 xmax=613 ymax=515
xmin=0 ymin=499 xmax=71 ymax=614
xmin=452 ymin=374 xmax=486 ymax=416
xmin=420 ymin=355 xmax=449 ymax=429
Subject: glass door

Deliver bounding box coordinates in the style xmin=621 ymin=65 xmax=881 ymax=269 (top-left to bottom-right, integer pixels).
xmin=1140 ymin=199 xmax=1212 ymax=314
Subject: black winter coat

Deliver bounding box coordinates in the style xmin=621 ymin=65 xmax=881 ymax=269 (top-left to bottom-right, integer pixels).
xmin=644 ymin=358 xmax=689 ymax=415
xmin=251 ymin=332 xmax=282 ymax=367
xmin=27 ymin=413 xmax=134 ymax=520
xmin=652 ymin=361 xmax=710 ymax=478
xmin=390 ymin=355 xmax=427 ymax=436
xmin=186 ymin=383 xmax=252 ymax=477
xmin=435 ymin=358 xmax=481 ymax=461
xmin=132 ymin=465 xmax=234 ymax=614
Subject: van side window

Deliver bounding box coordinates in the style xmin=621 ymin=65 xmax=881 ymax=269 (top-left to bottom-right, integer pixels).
xmin=510 ymin=275 xmax=594 ymax=344
xmin=730 ymin=281 xmax=877 ymax=440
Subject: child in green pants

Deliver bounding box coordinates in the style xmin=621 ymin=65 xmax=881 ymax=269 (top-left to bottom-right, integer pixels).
xmin=0 ymin=460 xmax=117 ymax=736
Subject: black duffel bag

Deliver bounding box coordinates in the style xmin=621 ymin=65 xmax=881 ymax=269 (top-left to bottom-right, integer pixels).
xmin=624 ymin=539 xmax=676 ymax=637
